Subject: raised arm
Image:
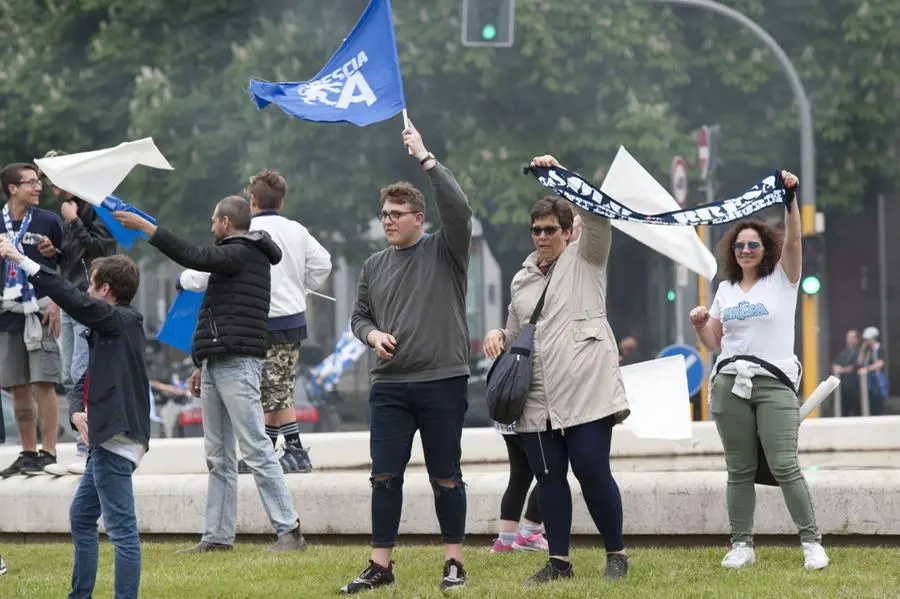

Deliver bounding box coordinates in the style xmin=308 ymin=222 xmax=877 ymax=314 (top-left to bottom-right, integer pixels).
xmin=27 ymin=265 xmax=121 ymax=335
xmin=779 ymin=170 xmax=802 ymax=284
xmin=576 ymin=208 xmax=612 ymax=266
xmin=429 ymin=163 xmax=473 ymax=269
xmin=149 ymin=227 xmax=244 ymax=275
xmin=403 ymin=120 xmax=473 ymax=270
xmin=69 ymin=204 xmax=116 ymax=258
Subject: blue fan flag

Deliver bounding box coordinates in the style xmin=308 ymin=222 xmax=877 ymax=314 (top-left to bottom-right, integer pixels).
xmin=247 ymin=0 xmax=406 ymax=127
xmin=94 ymin=194 xmax=157 ymax=251
xmin=156 ymin=290 xmax=204 ymax=354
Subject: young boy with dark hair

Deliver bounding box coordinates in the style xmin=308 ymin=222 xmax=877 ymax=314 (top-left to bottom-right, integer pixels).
xmin=0 ymin=237 xmax=149 ymax=599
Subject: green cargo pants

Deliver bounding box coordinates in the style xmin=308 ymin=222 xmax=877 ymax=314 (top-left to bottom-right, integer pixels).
xmin=711 ymin=374 xmax=821 ymax=544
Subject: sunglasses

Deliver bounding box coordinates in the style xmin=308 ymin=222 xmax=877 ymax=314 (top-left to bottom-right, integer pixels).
xmin=531 ymin=226 xmax=561 ymax=237
xmin=733 ymin=241 xmax=762 ymax=251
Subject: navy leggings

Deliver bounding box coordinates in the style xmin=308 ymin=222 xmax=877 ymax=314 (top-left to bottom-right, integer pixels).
xmin=520 ymin=416 xmax=624 ymax=555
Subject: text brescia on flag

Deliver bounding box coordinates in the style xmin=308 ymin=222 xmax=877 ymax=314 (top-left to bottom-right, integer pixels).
xmin=523 ymin=165 xmax=792 ymax=226
xmin=247 ymin=0 xmax=406 ymax=127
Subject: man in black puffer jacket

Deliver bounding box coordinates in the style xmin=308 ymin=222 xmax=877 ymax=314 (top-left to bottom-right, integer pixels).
xmin=113 ymin=195 xmax=308 ymax=554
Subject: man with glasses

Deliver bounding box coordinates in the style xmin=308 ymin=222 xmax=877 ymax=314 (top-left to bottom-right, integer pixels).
xmin=341 ymin=121 xmax=474 ymax=594
xmin=0 ymin=163 xmax=65 ymax=477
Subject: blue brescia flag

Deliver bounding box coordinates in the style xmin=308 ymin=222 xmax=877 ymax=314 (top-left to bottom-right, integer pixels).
xmin=156 ymin=290 xmax=205 ymax=355
xmin=248 ymin=0 xmax=406 ymax=127
xmin=524 ymin=165 xmax=793 ymax=226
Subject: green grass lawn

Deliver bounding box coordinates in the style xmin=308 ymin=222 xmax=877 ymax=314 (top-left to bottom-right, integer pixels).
xmin=3 ymin=542 xmax=900 ymax=598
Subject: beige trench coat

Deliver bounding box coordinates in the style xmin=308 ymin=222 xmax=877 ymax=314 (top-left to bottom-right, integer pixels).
xmin=500 ymin=212 xmax=630 ymax=433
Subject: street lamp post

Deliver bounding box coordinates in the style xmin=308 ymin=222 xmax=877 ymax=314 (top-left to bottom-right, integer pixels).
xmin=645 ymin=0 xmax=822 ymax=403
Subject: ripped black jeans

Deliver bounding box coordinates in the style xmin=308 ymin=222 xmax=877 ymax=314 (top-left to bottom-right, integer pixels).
xmin=368 ymin=375 xmax=468 ymax=548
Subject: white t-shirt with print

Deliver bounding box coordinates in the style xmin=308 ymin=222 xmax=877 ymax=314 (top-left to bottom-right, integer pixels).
xmin=709 ymin=262 xmax=800 ymax=382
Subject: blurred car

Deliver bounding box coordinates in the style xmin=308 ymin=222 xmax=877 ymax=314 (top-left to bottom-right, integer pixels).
xmin=1 ymin=388 xmax=77 ymax=447
xmin=172 ymin=377 xmax=328 ymax=438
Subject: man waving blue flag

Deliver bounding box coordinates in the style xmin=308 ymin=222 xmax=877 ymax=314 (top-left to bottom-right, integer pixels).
xmin=248 ymin=0 xmax=406 ymax=127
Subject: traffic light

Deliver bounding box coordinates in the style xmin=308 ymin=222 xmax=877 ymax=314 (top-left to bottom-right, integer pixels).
xmin=801 ymin=234 xmax=825 ymax=295
xmin=461 ymin=0 xmax=515 ymax=47
xmin=666 ymin=289 xmax=676 ymax=302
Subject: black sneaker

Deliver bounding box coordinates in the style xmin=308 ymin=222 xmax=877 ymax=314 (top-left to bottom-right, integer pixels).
xmin=340 ymin=560 xmax=395 ymax=594
xmin=440 ymin=558 xmax=466 ymax=591
xmin=604 ymin=553 xmax=628 ymax=580
xmin=279 ymin=443 xmax=312 ymax=474
xmin=524 ymin=559 xmax=574 ymax=586
xmin=22 ymin=450 xmax=56 ymax=476
xmin=0 ymin=452 xmax=39 ymax=478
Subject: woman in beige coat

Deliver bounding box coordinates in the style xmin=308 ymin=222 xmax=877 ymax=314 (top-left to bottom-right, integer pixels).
xmin=483 ymin=154 xmax=630 ymax=586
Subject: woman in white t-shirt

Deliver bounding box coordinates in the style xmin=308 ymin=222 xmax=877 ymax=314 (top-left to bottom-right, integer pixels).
xmin=689 ymin=170 xmax=829 ymax=571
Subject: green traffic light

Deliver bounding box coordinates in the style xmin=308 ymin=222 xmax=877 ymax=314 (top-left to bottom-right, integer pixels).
xmin=666 ymin=290 xmax=676 ymax=302
xmin=801 ymin=275 xmax=821 ymax=295
xmin=481 ymin=24 xmax=497 ymax=40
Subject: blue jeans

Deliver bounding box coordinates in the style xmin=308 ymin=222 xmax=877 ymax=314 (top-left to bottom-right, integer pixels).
xmin=369 ymin=376 xmax=468 ymax=547
xmin=69 ymin=447 xmax=140 ymax=599
xmin=61 ymin=311 xmax=90 ymax=455
xmin=200 ymin=356 xmax=298 ymax=544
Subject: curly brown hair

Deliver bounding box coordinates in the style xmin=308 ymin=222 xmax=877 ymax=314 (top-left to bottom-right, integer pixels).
xmin=379 ymin=181 xmax=425 ymax=213
xmin=717 ymin=220 xmax=783 ymax=284
xmin=248 ymin=168 xmax=287 ymax=211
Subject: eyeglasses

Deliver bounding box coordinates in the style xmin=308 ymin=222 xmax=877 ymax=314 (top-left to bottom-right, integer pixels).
xmin=733 ymin=241 xmax=762 ymax=251
xmin=531 ymin=226 xmax=561 ymax=237
xmin=15 ymin=179 xmax=42 ymax=189
xmin=378 ymin=210 xmax=419 ymax=222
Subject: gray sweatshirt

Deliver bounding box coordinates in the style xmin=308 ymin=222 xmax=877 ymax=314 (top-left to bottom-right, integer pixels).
xmin=351 ymin=162 xmax=473 ymax=383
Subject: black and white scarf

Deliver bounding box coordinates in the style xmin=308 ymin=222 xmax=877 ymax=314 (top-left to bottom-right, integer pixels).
xmin=522 ymin=165 xmax=793 ymax=225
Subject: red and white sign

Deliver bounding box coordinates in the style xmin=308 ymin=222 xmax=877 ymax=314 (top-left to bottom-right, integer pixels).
xmin=671 ymin=156 xmax=688 ymax=206
xmin=697 ymin=125 xmax=710 ymax=181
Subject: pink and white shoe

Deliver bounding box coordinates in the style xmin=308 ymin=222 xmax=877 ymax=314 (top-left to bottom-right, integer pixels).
xmin=490 ymin=538 xmax=514 ymax=553
xmin=513 ymin=531 xmax=549 ymax=552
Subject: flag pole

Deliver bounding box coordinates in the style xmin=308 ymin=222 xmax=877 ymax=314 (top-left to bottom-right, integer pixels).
xmin=402 ymin=108 xmax=412 ymax=154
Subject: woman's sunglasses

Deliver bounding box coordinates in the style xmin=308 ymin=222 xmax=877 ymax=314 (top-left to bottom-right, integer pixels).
xmin=531 ymin=226 xmax=561 ymax=237
xmin=733 ymin=241 xmax=762 ymax=251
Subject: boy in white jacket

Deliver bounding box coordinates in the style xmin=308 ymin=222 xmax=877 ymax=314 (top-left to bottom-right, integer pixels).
xmin=179 ymin=169 xmax=331 ymax=473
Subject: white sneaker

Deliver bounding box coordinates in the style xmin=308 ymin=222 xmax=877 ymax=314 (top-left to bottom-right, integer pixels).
xmin=67 ymin=458 xmax=87 ymax=475
xmin=0 ymin=554 xmax=7 ymax=575
xmin=802 ymin=542 xmax=829 ymax=569
xmin=44 ymin=456 xmax=87 ymax=476
xmin=721 ymin=542 xmax=756 ymax=568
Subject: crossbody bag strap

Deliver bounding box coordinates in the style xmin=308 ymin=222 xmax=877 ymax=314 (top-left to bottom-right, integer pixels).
xmin=527 ymin=270 xmax=553 ymax=325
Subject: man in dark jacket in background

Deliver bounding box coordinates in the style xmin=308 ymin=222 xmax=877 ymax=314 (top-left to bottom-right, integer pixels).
xmin=0 ymin=237 xmax=149 ymax=599
xmin=114 ymin=196 xmax=307 ymax=553
xmin=41 ymin=150 xmax=117 ymax=476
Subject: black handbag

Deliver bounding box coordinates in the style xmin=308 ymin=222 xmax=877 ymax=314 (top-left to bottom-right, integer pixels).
xmin=484 ymin=277 xmax=552 ymax=425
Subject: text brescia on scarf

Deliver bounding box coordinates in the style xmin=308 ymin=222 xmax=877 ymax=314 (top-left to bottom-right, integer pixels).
xmin=523 ymin=165 xmax=791 ymax=226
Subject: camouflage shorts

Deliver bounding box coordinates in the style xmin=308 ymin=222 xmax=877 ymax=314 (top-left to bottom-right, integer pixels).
xmin=260 ymin=342 xmax=301 ymax=413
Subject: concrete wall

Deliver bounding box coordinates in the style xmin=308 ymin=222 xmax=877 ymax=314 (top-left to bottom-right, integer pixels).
xmin=3 ymin=416 xmax=897 ymax=475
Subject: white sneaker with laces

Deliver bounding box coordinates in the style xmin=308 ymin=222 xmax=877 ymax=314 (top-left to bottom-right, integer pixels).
xmin=802 ymin=542 xmax=829 ymax=569
xmin=721 ymin=542 xmax=756 ymax=568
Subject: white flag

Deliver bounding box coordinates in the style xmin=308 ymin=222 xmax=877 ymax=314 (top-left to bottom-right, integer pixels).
xmin=34 ymin=138 xmax=174 ymax=207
